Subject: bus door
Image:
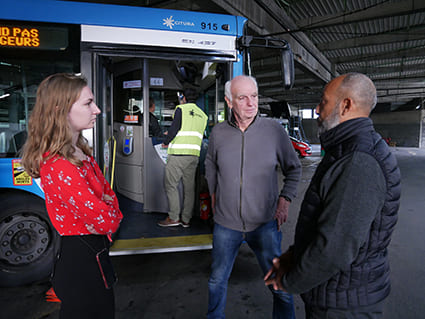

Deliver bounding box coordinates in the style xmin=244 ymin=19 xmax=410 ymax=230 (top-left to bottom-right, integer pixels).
xmin=94 ymin=56 xmax=176 ymax=213
xmin=94 ymin=55 xmax=114 ymax=184
xmin=88 ymin=52 xmax=230 ymax=253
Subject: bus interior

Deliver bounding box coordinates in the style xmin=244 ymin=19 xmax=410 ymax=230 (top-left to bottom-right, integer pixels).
xmin=94 ymin=55 xmax=230 ymax=254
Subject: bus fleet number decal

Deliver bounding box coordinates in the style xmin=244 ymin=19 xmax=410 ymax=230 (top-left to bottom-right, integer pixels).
xmin=201 ymin=22 xmax=218 ymax=31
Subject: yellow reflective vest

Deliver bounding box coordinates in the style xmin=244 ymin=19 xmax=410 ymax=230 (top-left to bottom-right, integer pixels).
xmin=168 ymin=103 xmax=208 ymax=156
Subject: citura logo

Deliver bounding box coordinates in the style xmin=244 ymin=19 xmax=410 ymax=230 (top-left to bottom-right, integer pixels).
xmin=163 ymin=16 xmax=175 ymax=29
xmin=163 ymin=16 xmax=195 ymax=30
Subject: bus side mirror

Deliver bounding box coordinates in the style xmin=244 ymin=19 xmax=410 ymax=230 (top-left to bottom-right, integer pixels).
xmin=237 ymin=36 xmax=295 ymax=90
xmin=281 ymin=45 xmax=294 ymax=90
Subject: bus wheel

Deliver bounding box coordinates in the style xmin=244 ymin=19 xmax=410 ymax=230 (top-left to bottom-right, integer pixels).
xmin=0 ymin=192 xmax=58 ymax=287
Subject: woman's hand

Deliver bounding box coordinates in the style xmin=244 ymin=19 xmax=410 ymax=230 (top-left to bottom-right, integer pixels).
xmin=103 ymin=194 xmax=113 ymax=202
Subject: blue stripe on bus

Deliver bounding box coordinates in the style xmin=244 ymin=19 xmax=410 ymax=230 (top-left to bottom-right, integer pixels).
xmin=0 ymin=0 xmax=246 ymax=37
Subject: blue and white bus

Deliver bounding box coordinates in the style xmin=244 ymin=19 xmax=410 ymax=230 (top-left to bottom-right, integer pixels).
xmin=0 ymin=0 xmax=294 ymax=286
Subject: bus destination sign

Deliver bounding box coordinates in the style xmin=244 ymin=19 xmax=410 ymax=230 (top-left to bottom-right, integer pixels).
xmin=0 ymin=24 xmax=69 ymax=50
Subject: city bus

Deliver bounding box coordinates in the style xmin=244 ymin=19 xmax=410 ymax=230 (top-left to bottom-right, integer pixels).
xmin=0 ymin=0 xmax=294 ymax=286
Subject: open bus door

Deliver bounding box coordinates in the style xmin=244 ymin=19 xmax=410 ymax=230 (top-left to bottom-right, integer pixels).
xmin=90 ymin=54 xmax=229 ymax=254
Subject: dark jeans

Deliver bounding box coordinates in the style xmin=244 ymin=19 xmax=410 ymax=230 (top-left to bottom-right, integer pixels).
xmin=207 ymin=220 xmax=295 ymax=319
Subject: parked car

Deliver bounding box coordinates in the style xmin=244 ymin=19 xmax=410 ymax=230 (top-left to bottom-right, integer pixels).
xmin=290 ymin=136 xmax=312 ymax=157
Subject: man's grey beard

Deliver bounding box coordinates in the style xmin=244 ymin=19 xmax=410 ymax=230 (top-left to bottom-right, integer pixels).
xmin=317 ymin=107 xmax=341 ymax=136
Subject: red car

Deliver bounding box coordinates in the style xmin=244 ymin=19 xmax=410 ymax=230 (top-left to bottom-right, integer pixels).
xmin=290 ymin=136 xmax=312 ymax=157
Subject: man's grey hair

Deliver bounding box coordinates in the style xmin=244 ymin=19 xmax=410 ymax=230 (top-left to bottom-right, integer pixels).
xmin=225 ymin=80 xmax=232 ymax=101
xmin=339 ymin=73 xmax=377 ymax=111
xmin=225 ymin=75 xmax=258 ymax=102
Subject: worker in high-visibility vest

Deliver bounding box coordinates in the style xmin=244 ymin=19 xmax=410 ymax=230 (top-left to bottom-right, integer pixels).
xmin=159 ymin=88 xmax=208 ymax=228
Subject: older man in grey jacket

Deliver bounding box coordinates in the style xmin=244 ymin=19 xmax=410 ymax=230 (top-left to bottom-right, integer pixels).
xmin=205 ymin=75 xmax=301 ymax=319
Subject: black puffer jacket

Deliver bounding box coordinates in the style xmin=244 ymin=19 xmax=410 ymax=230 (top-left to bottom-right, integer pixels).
xmin=288 ymin=117 xmax=401 ymax=308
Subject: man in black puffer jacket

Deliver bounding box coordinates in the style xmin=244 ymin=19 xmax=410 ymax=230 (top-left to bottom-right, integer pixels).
xmin=265 ymin=73 xmax=401 ymax=319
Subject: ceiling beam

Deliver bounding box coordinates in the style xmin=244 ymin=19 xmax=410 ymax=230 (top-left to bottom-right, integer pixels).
xmin=374 ymin=81 xmax=425 ymax=89
xmin=296 ymin=0 xmax=425 ymax=31
xmin=339 ymin=63 xmax=425 ymax=74
xmin=317 ymin=26 xmax=425 ymax=50
xmin=378 ymin=88 xmax=425 ymax=96
xmin=369 ymin=72 xmax=425 ymax=81
xmin=329 ymin=46 xmax=425 ymax=63
xmin=211 ymin=0 xmax=334 ymax=82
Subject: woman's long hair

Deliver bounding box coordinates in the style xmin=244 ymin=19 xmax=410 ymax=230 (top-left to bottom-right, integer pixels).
xmin=21 ymin=73 xmax=93 ymax=178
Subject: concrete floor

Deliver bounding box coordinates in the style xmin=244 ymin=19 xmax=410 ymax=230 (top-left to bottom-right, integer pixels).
xmin=1 ymin=147 xmax=424 ymax=318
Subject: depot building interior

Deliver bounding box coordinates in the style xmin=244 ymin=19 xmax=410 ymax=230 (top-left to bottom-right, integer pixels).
xmin=68 ymin=0 xmax=425 ymax=147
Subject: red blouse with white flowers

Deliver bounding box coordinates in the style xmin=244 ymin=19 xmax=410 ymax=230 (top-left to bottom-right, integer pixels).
xmin=40 ymin=154 xmax=123 ymax=236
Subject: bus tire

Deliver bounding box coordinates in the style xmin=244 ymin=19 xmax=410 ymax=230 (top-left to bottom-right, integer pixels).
xmin=0 ymin=192 xmax=58 ymax=287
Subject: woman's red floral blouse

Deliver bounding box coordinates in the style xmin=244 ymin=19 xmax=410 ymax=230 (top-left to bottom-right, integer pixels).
xmin=40 ymin=155 xmax=123 ymax=236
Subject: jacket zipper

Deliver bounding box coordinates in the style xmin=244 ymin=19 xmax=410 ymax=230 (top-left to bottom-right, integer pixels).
xmin=239 ymin=132 xmax=246 ymax=231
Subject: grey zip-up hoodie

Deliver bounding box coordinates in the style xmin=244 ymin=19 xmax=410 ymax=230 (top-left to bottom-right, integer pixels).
xmin=205 ymin=115 xmax=301 ymax=232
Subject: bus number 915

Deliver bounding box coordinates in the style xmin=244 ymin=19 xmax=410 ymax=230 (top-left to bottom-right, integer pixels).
xmin=201 ymin=22 xmax=218 ymax=30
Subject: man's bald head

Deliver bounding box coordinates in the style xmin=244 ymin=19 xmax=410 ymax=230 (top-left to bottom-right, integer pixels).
xmin=337 ymin=72 xmax=377 ymax=115
xmin=316 ymin=73 xmax=377 ymax=134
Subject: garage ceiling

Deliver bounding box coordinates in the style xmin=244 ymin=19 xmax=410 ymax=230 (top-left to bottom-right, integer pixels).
xmin=69 ymin=0 xmax=425 ymax=112
xmin=270 ymin=0 xmax=425 ymax=112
